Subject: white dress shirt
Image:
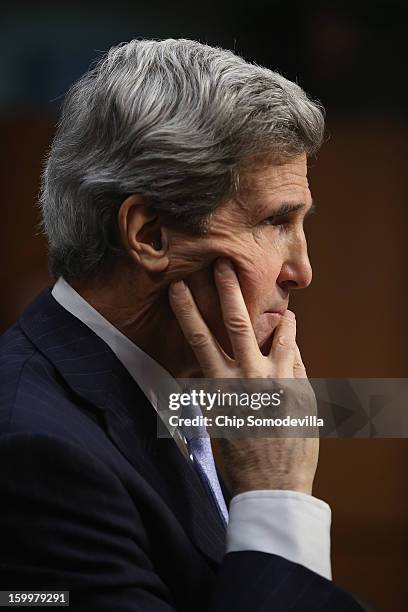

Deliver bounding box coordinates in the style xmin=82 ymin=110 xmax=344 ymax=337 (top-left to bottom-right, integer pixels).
xmin=51 ymin=277 xmax=332 ymax=580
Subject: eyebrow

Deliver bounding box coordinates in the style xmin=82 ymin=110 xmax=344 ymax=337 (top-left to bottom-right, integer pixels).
xmin=266 ymin=200 xmax=316 ymax=219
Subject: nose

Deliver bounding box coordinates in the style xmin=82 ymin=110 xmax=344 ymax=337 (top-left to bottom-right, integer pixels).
xmin=276 ymin=237 xmax=313 ymax=292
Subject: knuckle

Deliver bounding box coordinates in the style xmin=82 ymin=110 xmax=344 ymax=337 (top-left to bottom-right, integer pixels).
xmin=277 ymin=334 xmax=287 ymax=347
xmin=218 ymin=276 xmax=237 ymax=291
xmin=294 ymin=363 xmax=306 ymax=375
xmin=244 ymin=369 xmax=265 ymax=378
xmin=276 ymin=334 xmax=294 ymax=348
xmin=186 ymin=331 xmax=210 ymax=349
xmin=176 ymin=304 xmax=192 ymax=319
xmin=224 ymin=314 xmax=250 ymax=335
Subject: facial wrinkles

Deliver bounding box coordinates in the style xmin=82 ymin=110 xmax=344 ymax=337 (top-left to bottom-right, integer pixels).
xmin=158 ymin=156 xmax=311 ymax=353
xmin=200 ymin=206 xmax=276 ymax=318
xmin=239 ymin=157 xmax=310 ymax=204
xmin=167 ymin=161 xmax=310 ymax=297
xmin=168 ymin=203 xmax=252 ymax=279
xmin=168 ymin=157 xmax=308 ymax=270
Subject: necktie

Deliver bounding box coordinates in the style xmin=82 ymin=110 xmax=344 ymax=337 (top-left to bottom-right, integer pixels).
xmin=187 ymin=434 xmax=229 ymax=526
xmin=180 ymin=399 xmax=229 ymax=526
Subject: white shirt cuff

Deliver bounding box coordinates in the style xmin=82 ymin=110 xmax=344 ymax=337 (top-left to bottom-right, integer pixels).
xmin=226 ymin=490 xmax=332 ymax=580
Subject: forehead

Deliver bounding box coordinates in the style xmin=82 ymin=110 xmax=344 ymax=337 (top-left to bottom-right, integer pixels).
xmin=237 ymin=154 xmax=309 ymax=203
xmin=211 ymin=154 xmax=311 ymax=228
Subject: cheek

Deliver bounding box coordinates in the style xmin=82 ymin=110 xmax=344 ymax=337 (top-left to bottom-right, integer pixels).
xmin=168 ymin=239 xmax=211 ymax=278
xmin=193 ymin=236 xmax=281 ymax=335
xmin=224 ymin=235 xmax=283 ymax=315
xmin=192 ymin=232 xmax=282 ymax=308
xmin=167 ymin=228 xmax=282 ymax=347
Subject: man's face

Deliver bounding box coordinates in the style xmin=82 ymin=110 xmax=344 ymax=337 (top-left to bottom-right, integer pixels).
xmin=166 ymin=154 xmax=314 ymax=357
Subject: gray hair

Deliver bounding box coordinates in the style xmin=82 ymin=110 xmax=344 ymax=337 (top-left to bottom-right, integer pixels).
xmin=39 ymin=38 xmax=325 ymax=281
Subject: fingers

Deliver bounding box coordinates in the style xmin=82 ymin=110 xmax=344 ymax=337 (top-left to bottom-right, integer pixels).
xmin=214 ymin=258 xmax=260 ymax=366
xmin=269 ymin=310 xmax=297 ymax=377
xmin=168 ymin=280 xmax=225 ymax=377
xmin=169 ymin=260 xmax=307 ymax=383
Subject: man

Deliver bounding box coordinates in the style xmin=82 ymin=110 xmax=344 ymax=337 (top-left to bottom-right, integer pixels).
xmin=0 ymin=39 xmax=366 ymax=610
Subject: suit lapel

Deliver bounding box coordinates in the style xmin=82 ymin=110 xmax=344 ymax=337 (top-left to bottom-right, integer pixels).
xmin=19 ymin=288 xmax=226 ymax=565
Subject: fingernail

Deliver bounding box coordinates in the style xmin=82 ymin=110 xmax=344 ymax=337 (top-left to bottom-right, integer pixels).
xmin=216 ymin=258 xmax=233 ymax=274
xmin=169 ymin=280 xmax=186 ymax=296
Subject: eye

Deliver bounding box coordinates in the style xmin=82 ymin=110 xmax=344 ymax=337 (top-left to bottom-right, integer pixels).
xmin=262 ymin=214 xmax=292 ymax=229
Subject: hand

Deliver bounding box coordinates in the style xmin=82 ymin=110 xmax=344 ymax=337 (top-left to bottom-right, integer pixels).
xmin=168 ymin=257 xmax=318 ymax=496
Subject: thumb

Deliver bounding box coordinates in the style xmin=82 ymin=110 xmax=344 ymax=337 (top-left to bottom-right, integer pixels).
xmin=269 ymin=310 xmax=296 ymax=377
xmin=293 ymin=343 xmax=307 ymax=379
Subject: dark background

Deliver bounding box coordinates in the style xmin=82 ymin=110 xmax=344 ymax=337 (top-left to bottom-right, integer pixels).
xmin=1 ymin=1 xmax=407 ymax=609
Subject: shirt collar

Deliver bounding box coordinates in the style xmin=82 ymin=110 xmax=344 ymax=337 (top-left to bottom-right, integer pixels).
xmin=51 ymin=276 xmax=185 ymax=446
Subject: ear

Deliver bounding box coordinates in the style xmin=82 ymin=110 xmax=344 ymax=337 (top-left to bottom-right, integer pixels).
xmin=118 ymin=194 xmax=170 ymax=273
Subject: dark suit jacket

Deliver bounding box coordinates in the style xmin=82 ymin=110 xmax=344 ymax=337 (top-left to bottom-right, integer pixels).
xmin=0 ymin=288 xmax=367 ymax=611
